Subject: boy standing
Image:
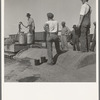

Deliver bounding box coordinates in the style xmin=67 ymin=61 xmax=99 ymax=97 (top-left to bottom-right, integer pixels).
xmin=71 ymin=25 xmax=80 ymax=51
xmin=44 ymin=13 xmax=62 ymax=65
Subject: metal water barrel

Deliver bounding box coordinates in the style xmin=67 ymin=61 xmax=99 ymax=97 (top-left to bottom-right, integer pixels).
xmin=27 ymin=32 xmax=33 ymax=44
xmin=19 ymin=32 xmax=26 ymax=44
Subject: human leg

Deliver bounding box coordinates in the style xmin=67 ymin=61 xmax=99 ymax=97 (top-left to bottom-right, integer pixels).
xmin=76 ymin=37 xmax=80 ymax=51
xmin=61 ymin=35 xmax=68 ymax=51
xmin=65 ymin=35 xmax=69 ymax=51
xmin=80 ymin=26 xmax=88 ymax=52
xmin=53 ymin=35 xmax=62 ymax=54
xmin=60 ymin=35 xmax=64 ymax=50
xmin=72 ymin=37 xmax=76 ymax=51
xmin=73 ymin=44 xmax=76 ymax=51
xmin=33 ymin=30 xmax=35 ymax=44
xmin=46 ymin=36 xmax=54 ymax=64
xmin=90 ymin=39 xmax=96 ymax=51
xmin=87 ymin=28 xmax=90 ymax=52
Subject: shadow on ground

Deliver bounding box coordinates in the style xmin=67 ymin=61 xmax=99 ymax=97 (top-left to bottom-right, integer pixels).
xmin=17 ymin=76 xmax=40 ymax=82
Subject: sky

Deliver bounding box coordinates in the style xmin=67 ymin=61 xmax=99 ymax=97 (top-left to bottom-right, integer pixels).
xmin=4 ymin=0 xmax=96 ymax=37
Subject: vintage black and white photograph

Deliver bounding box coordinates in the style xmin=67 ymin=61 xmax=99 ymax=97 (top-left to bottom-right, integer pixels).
xmin=4 ymin=0 xmax=96 ymax=82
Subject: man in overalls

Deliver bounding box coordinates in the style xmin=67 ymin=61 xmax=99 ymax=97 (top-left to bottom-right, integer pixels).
xmin=21 ymin=13 xmax=35 ymax=43
xmin=44 ymin=13 xmax=62 ymax=65
xmin=77 ymin=0 xmax=91 ymax=52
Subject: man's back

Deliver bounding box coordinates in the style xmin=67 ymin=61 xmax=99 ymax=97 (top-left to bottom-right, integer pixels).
xmin=46 ymin=20 xmax=58 ymax=33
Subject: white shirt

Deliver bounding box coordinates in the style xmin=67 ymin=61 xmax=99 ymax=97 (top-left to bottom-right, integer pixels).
xmin=45 ymin=20 xmax=59 ymax=33
xmin=80 ymin=2 xmax=91 ymax=15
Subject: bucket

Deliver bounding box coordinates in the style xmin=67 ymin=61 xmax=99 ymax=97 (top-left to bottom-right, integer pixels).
xmin=34 ymin=59 xmax=40 ymax=66
xmin=41 ymin=57 xmax=47 ymax=63
xmin=27 ymin=32 xmax=33 ymax=44
xmin=19 ymin=32 xmax=27 ymax=44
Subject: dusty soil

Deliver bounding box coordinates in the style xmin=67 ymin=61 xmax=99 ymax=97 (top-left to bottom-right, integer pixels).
xmin=4 ymin=44 xmax=96 ymax=82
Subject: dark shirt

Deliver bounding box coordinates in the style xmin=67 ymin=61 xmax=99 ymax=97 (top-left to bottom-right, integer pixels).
xmin=72 ymin=27 xmax=80 ymax=36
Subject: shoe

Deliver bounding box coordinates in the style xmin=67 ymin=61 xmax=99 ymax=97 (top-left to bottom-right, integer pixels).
xmin=62 ymin=50 xmax=68 ymax=52
xmin=47 ymin=62 xmax=55 ymax=65
xmin=34 ymin=59 xmax=40 ymax=66
xmin=41 ymin=57 xmax=47 ymax=63
xmin=57 ymin=50 xmax=63 ymax=54
xmin=70 ymin=41 xmax=73 ymax=45
xmin=90 ymin=49 xmax=94 ymax=52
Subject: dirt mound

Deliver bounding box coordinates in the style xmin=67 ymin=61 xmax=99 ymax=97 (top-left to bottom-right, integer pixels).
xmin=5 ymin=48 xmax=96 ymax=82
xmin=14 ymin=48 xmax=96 ymax=69
xmin=57 ymin=51 xmax=96 ymax=70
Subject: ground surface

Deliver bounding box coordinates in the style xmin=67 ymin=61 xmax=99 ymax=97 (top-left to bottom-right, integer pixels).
xmin=5 ymin=44 xmax=96 ymax=82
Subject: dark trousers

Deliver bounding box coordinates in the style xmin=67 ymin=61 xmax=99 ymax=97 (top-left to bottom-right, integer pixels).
xmin=46 ymin=33 xmax=61 ymax=63
xmin=90 ymin=39 xmax=96 ymax=51
xmin=73 ymin=38 xmax=80 ymax=51
xmin=72 ymin=34 xmax=80 ymax=51
xmin=80 ymin=26 xmax=90 ymax=52
xmin=29 ymin=30 xmax=35 ymax=44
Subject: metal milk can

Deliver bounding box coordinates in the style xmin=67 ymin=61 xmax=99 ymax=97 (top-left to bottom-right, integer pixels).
xmin=19 ymin=32 xmax=26 ymax=44
xmin=27 ymin=32 xmax=33 ymax=44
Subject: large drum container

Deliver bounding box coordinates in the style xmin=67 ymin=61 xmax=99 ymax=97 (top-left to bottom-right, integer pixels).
xmin=19 ymin=32 xmax=27 ymax=44
xmin=27 ymin=32 xmax=33 ymax=44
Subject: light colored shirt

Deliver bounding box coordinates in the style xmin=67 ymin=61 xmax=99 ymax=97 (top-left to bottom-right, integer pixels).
xmin=27 ymin=17 xmax=35 ymax=31
xmin=45 ymin=20 xmax=58 ymax=33
xmin=80 ymin=2 xmax=91 ymax=15
xmin=61 ymin=26 xmax=70 ymax=35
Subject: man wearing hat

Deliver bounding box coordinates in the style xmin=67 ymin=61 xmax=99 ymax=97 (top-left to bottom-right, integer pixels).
xmin=21 ymin=13 xmax=35 ymax=43
xmin=77 ymin=0 xmax=91 ymax=52
xmin=44 ymin=12 xmax=62 ymax=65
xmin=71 ymin=25 xmax=80 ymax=51
xmin=90 ymin=22 xmax=96 ymax=52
